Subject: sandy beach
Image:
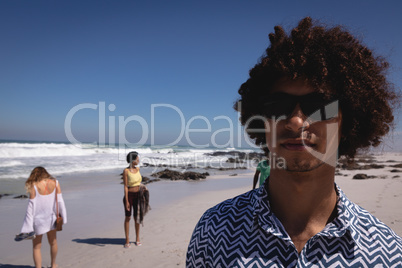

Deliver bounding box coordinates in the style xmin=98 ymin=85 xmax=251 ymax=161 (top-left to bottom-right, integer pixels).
xmin=1 ymin=153 xmax=402 ymax=268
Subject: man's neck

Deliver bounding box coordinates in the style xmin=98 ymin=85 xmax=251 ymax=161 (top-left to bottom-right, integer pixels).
xmin=267 ymin=164 xmax=337 ymax=253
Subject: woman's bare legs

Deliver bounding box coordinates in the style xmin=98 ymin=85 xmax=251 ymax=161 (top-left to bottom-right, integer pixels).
xmin=124 ymin=216 xmax=131 ymax=245
xmin=32 ymin=234 xmax=43 ymax=268
xmin=47 ymin=230 xmax=58 ymax=268
xmin=134 ymin=219 xmax=141 ymax=244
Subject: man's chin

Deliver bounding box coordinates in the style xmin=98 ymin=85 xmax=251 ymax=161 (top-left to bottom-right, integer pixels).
xmin=281 ymin=156 xmax=325 ymax=172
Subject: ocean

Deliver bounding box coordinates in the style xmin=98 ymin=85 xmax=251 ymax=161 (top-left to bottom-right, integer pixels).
xmin=0 ymin=140 xmax=260 ymax=195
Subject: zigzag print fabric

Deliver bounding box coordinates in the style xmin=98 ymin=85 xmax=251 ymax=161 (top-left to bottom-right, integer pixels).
xmin=186 ymin=184 xmax=402 ymax=267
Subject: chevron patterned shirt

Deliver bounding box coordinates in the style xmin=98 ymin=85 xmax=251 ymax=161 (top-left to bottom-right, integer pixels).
xmin=186 ymin=184 xmax=402 ymax=267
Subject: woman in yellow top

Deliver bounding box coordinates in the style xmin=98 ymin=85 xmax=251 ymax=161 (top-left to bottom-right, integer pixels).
xmin=123 ymin=151 xmax=142 ymax=248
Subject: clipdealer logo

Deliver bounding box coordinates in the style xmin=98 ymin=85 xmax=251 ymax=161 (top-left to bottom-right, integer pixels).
xmin=64 ymin=102 xmax=255 ymax=150
xmin=64 ymin=100 xmax=340 ymax=168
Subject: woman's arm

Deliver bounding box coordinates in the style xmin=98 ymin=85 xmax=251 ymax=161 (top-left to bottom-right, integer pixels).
xmin=56 ymin=180 xmax=61 ymax=194
xmin=29 ymin=186 xmax=36 ymax=199
xmin=123 ymin=169 xmax=130 ymax=211
xmin=20 ymin=187 xmax=35 ymax=233
xmin=56 ymin=180 xmax=67 ymax=223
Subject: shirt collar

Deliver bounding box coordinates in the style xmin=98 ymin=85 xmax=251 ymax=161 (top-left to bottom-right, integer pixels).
xmin=334 ymin=184 xmax=364 ymax=249
xmin=251 ymin=180 xmax=363 ymax=249
xmin=251 ymin=181 xmax=291 ymax=241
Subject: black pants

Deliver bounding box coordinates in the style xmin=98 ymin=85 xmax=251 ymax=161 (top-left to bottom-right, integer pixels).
xmin=123 ymin=191 xmax=139 ymax=218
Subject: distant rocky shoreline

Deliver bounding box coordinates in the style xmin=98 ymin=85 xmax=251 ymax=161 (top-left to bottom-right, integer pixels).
xmin=139 ymin=152 xmax=402 ymax=184
xmin=3 ymin=152 xmax=402 ymax=199
xmin=336 ymin=155 xmax=402 ymax=180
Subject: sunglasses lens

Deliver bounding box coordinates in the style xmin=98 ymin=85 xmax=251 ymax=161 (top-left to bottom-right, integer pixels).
xmin=301 ymin=103 xmax=322 ymax=116
xmin=323 ymin=100 xmax=339 ymax=120
xmin=264 ymin=100 xmax=295 ymax=118
xmin=305 ymin=108 xmax=324 ymax=122
xmin=301 ymin=100 xmax=338 ymax=121
xmin=263 ymin=93 xmax=338 ymax=121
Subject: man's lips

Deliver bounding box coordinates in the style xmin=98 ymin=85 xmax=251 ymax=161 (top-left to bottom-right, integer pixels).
xmin=281 ymin=139 xmax=315 ymax=151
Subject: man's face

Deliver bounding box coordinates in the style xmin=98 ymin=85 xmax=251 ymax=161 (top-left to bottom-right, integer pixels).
xmin=263 ymin=80 xmax=342 ymax=172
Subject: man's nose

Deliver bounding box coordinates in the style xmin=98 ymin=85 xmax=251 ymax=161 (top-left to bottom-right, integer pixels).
xmin=284 ymin=103 xmax=310 ymax=132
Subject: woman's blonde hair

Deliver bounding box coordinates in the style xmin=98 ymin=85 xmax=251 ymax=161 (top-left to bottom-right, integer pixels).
xmin=25 ymin=166 xmax=53 ymax=192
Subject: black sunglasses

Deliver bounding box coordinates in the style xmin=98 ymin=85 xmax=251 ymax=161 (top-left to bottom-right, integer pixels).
xmin=261 ymin=92 xmax=338 ymax=121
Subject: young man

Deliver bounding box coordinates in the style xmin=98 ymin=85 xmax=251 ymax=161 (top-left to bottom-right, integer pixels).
xmin=186 ymin=17 xmax=402 ymax=267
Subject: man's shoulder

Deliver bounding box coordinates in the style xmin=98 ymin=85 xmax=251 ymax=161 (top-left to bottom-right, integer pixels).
xmin=344 ymin=198 xmax=402 ymax=246
xmin=202 ymin=189 xmax=257 ymax=221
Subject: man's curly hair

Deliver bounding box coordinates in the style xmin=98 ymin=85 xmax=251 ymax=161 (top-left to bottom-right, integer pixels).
xmin=235 ymin=17 xmax=399 ymax=158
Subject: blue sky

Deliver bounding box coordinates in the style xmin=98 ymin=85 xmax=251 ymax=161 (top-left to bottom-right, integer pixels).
xmin=0 ymin=0 xmax=401 ymax=150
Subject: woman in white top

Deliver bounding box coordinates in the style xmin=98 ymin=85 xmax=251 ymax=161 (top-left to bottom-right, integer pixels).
xmin=20 ymin=166 xmax=67 ymax=268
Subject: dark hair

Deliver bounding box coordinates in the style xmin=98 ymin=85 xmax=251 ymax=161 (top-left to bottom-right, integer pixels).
xmin=126 ymin=151 xmax=139 ymax=163
xmin=235 ymin=17 xmax=399 ymax=158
